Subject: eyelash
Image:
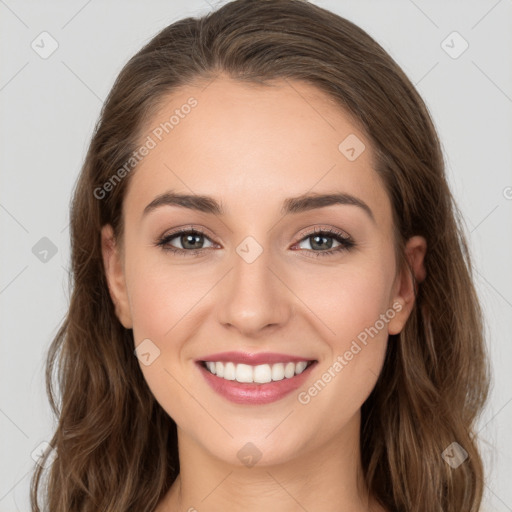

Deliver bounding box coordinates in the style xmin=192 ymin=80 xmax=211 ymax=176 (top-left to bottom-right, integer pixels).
xmin=155 ymin=225 xmax=355 ymax=258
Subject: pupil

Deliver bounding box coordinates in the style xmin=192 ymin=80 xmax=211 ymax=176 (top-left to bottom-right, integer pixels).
xmin=183 ymin=233 xmax=202 ymax=249
xmin=311 ymin=235 xmax=332 ymax=251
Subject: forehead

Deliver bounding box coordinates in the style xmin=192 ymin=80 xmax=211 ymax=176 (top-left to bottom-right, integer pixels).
xmin=124 ymin=76 xmax=391 ymax=227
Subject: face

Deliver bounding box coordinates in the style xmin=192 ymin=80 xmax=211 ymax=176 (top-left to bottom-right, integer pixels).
xmin=102 ymin=75 xmax=426 ymax=467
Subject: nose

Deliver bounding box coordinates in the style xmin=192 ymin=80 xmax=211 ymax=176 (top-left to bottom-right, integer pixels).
xmin=216 ymin=243 xmax=293 ymax=338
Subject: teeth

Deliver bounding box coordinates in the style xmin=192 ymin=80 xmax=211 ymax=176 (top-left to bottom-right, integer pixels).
xmin=224 ymin=362 xmax=236 ymax=380
xmin=236 ymin=363 xmax=253 ymax=383
xmin=254 ymin=364 xmax=272 ymax=383
xmin=203 ymin=360 xmax=311 ymax=383
xmin=284 ymin=362 xmax=295 ymax=378
xmin=295 ymin=361 xmax=307 ymax=374
xmin=271 ymin=363 xmax=285 ymax=381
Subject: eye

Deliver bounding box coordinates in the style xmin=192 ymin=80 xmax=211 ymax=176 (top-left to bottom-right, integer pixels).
xmin=156 ymin=226 xmax=216 ymax=256
xmin=293 ymin=226 xmax=355 ymax=258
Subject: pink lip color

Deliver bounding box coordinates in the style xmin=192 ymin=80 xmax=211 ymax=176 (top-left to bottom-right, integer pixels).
xmin=197 ymin=359 xmax=317 ymax=405
xmin=197 ymin=351 xmax=313 ymax=365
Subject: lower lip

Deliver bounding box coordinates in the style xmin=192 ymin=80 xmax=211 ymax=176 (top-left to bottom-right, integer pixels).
xmin=197 ymin=361 xmax=317 ymax=405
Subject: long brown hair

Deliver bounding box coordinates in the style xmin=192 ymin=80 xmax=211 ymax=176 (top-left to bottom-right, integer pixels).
xmin=30 ymin=1 xmax=490 ymax=510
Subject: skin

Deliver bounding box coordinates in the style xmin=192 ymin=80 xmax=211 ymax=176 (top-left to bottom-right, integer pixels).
xmin=101 ymin=75 xmax=426 ymax=512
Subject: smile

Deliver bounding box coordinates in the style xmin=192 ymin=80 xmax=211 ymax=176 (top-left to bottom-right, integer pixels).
xmin=196 ymin=351 xmax=317 ymax=405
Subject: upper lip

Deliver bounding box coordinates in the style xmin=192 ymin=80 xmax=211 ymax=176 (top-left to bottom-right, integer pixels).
xmin=197 ymin=351 xmax=316 ymax=365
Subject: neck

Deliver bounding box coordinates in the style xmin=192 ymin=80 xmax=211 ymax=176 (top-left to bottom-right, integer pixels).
xmin=157 ymin=411 xmax=386 ymax=512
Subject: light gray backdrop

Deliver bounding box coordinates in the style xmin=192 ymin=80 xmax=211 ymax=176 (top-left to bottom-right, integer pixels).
xmin=1 ymin=1 xmax=511 ymax=511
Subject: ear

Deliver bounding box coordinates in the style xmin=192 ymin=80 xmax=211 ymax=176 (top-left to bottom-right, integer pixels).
xmin=101 ymin=224 xmax=133 ymax=329
xmin=387 ymin=235 xmax=427 ymax=335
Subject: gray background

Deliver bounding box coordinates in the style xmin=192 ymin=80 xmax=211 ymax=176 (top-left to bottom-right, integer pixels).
xmin=1 ymin=0 xmax=511 ymax=510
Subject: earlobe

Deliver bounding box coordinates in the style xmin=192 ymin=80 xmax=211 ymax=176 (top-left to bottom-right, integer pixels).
xmin=101 ymin=224 xmax=133 ymax=329
xmin=387 ymin=235 xmax=427 ymax=335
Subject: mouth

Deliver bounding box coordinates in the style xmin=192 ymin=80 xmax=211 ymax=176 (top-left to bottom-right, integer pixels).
xmin=195 ymin=352 xmax=317 ymax=404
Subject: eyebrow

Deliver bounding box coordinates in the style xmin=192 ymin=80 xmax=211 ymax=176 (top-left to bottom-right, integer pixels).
xmin=142 ymin=190 xmax=375 ymax=223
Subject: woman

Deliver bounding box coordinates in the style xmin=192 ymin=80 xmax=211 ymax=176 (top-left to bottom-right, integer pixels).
xmin=30 ymin=0 xmax=490 ymax=511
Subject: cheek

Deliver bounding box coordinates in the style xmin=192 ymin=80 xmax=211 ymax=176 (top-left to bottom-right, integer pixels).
xmin=126 ymin=259 xmax=203 ymax=431
xmin=127 ymin=254 xmax=214 ymax=343
xmin=294 ymin=257 xmax=395 ymax=350
xmin=291 ymin=256 xmax=395 ymax=418
xmin=125 ymin=256 xmax=216 ymax=426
